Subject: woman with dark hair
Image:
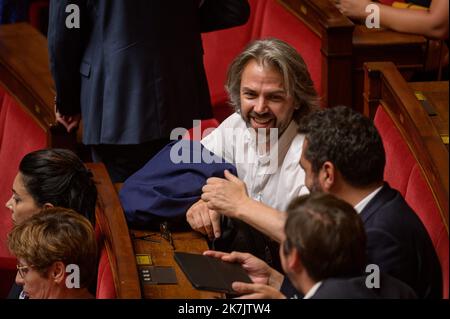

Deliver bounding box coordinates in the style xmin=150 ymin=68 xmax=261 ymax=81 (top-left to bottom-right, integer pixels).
xmin=5 ymin=148 xmax=97 ymax=226
xmin=4 ymin=148 xmax=97 ymax=298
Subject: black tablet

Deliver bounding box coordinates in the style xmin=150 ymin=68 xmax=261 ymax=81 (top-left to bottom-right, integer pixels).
xmin=174 ymin=251 xmax=253 ymax=294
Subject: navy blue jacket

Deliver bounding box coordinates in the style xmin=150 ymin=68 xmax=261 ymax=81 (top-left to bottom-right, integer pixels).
xmin=310 ymin=273 xmax=417 ymax=299
xmin=0 ymin=0 xmax=28 ymax=24
xmin=119 ymin=140 xmax=237 ymax=227
xmin=361 ymin=183 xmax=442 ymax=299
xmin=282 ymin=183 xmax=442 ymax=299
xmin=48 ymin=0 xmax=249 ymax=144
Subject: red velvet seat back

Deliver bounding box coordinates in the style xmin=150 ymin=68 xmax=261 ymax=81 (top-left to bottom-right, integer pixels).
xmin=379 ymin=0 xmax=405 ymax=5
xmin=202 ymin=0 xmax=262 ymax=122
xmin=374 ymin=106 xmax=449 ymax=298
xmin=96 ymin=242 xmax=117 ymax=299
xmin=94 ymin=212 xmax=117 ymax=299
xmin=258 ymin=0 xmax=321 ymax=95
xmin=183 ymin=118 xmax=219 ymax=141
xmin=28 ymin=0 xmax=49 ymax=35
xmin=0 ymin=85 xmax=47 ymax=298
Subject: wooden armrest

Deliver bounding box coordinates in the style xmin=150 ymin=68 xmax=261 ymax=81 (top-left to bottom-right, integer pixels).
xmin=0 ymin=22 xmax=76 ymax=149
xmin=86 ymin=163 xmax=142 ymax=299
xmin=0 ymin=23 xmax=54 ymax=129
xmin=353 ymin=25 xmax=426 ymax=47
xmin=278 ymin=0 xmax=354 ymax=35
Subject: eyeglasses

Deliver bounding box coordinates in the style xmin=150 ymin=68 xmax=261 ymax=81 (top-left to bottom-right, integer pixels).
xmin=131 ymin=222 xmax=176 ymax=250
xmin=131 ymin=232 xmax=160 ymax=243
xmin=16 ymin=263 xmax=32 ymax=279
xmin=160 ymin=222 xmax=175 ymax=250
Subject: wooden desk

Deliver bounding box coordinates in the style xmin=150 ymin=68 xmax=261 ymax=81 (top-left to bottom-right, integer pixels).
xmin=408 ymin=81 xmax=449 ymax=146
xmin=131 ymin=229 xmax=224 ymax=299
xmin=352 ymin=25 xmax=426 ymax=113
xmin=114 ymin=183 xmax=224 ymax=299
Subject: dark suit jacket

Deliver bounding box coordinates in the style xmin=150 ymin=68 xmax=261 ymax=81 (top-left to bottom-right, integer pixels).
xmin=0 ymin=0 xmax=28 ymax=24
xmin=311 ymin=273 xmax=417 ymax=299
xmin=361 ymin=183 xmax=442 ymax=299
xmin=282 ymin=183 xmax=442 ymax=299
xmin=48 ymin=0 xmax=249 ymax=145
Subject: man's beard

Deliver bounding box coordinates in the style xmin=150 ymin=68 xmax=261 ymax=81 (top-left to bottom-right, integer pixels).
xmin=244 ymin=111 xmax=283 ymax=137
xmin=308 ymin=176 xmax=323 ymax=193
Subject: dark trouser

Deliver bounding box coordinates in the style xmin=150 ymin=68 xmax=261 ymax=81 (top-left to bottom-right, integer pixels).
xmin=212 ymin=217 xmax=283 ymax=272
xmin=91 ymin=138 xmax=170 ymax=183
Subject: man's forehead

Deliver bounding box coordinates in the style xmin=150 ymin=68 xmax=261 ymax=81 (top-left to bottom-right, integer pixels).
xmin=243 ymin=59 xmax=284 ymax=78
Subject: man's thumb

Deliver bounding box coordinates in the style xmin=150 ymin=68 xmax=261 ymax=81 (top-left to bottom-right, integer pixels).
xmin=224 ymin=170 xmax=240 ymax=183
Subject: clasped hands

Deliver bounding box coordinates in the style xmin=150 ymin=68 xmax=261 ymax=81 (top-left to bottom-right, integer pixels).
xmin=186 ymin=169 xmax=250 ymax=240
xmin=54 ymin=99 xmax=81 ymax=133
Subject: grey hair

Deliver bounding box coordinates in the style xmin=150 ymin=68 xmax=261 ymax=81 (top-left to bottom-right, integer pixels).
xmin=225 ymin=38 xmax=319 ymax=123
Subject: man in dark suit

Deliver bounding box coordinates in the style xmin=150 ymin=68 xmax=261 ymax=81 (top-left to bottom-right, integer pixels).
xmin=295 ymin=106 xmax=442 ymax=298
xmin=310 ymin=274 xmax=417 ymax=299
xmin=203 ymin=105 xmax=442 ymax=298
xmin=48 ymin=0 xmax=250 ymax=182
xmin=205 ymin=193 xmax=416 ymax=299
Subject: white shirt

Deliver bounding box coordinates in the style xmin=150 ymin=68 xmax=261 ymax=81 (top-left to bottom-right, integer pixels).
xmin=201 ymin=113 xmax=308 ymax=211
xmin=303 ymin=281 xmax=322 ymax=299
xmin=354 ymin=186 xmax=383 ymax=214
xmin=19 ymin=290 xmax=27 ymax=299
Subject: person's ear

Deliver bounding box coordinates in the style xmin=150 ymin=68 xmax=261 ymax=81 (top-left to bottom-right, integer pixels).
xmin=49 ymin=261 xmax=66 ymax=284
xmin=320 ymin=161 xmax=335 ymax=191
xmin=42 ymin=203 xmax=54 ymax=210
xmin=286 ymin=248 xmax=302 ymax=272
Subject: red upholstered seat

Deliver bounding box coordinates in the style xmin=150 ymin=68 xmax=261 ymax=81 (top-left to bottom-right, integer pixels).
xmin=183 ymin=118 xmax=219 ymax=141
xmin=202 ymin=0 xmax=322 ymax=123
xmin=374 ymin=106 xmax=449 ymax=298
xmin=28 ymin=0 xmax=49 ymax=35
xmin=374 ymin=106 xmax=416 ymax=196
xmin=96 ymin=241 xmax=117 ymax=299
xmin=201 ymin=0 xmax=258 ymax=123
xmin=0 ymin=86 xmax=47 ymax=298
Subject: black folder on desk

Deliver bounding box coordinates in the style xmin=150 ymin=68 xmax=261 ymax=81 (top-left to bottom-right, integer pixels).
xmin=174 ymin=252 xmax=252 ymax=294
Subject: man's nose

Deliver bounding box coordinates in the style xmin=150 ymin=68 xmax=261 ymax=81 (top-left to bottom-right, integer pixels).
xmin=254 ymin=96 xmax=270 ymax=114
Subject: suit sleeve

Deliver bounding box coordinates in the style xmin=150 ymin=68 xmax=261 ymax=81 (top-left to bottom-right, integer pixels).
xmin=48 ymin=0 xmax=86 ymax=116
xmin=199 ymin=0 xmax=250 ymax=33
xmin=366 ymin=228 xmax=414 ymax=289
